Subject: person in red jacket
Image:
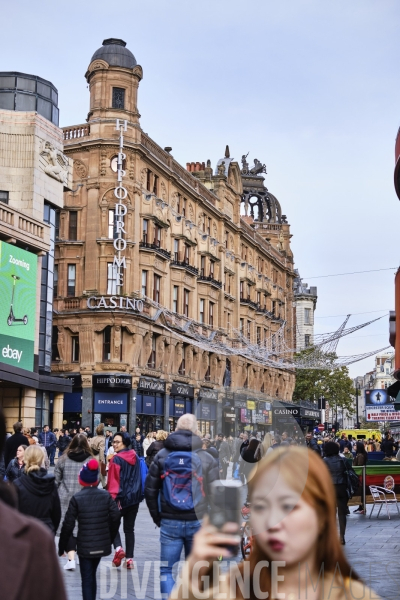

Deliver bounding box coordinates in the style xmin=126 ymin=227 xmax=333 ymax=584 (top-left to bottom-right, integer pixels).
xmin=107 ymin=431 xmax=142 ymax=570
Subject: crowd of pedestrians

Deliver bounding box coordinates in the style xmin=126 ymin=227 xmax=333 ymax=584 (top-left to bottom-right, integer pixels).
xmin=0 ymin=413 xmax=383 ymax=600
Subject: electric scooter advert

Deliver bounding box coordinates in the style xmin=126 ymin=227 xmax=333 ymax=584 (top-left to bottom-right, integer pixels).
xmin=0 ymin=241 xmax=37 ymax=371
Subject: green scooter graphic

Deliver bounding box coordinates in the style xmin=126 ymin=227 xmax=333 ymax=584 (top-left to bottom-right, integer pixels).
xmin=7 ymin=275 xmax=28 ymax=326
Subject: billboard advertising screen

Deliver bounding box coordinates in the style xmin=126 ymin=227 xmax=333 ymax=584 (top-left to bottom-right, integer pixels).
xmin=365 ymin=389 xmax=391 ymax=406
xmin=0 ymin=242 xmax=37 ymax=371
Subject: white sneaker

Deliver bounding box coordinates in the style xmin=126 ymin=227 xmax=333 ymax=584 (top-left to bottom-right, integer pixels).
xmin=64 ymin=559 xmax=76 ymax=570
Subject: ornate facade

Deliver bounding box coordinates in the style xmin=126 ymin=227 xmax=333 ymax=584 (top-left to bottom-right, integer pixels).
xmin=52 ymin=39 xmax=296 ymax=435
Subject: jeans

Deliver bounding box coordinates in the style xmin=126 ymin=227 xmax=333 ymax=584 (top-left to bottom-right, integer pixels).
xmin=46 ymin=445 xmax=56 ymax=465
xmin=160 ymin=518 xmax=202 ymax=597
xmin=79 ymin=556 xmax=101 ymax=600
xmin=334 ymin=483 xmax=348 ymax=539
xmin=113 ymin=504 xmax=139 ymax=558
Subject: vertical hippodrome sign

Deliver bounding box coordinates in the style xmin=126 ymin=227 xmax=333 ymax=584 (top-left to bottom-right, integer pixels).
xmin=113 ymin=119 xmax=128 ymax=292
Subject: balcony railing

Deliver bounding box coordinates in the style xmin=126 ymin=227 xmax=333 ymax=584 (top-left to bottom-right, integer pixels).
xmin=63 ymin=125 xmax=90 ymax=140
xmin=139 ymin=241 xmax=171 ymax=260
xmin=197 ymin=275 xmax=223 ymax=288
xmin=171 ymin=260 xmax=199 ymax=276
xmin=240 ymin=297 xmax=259 ymax=310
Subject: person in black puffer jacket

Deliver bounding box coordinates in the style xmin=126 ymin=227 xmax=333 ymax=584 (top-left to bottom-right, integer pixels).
xmin=145 ymin=430 xmax=168 ymax=467
xmin=57 ymin=429 xmax=72 ymax=456
xmin=323 ymin=441 xmax=348 ymax=545
xmin=5 ymin=444 xmax=27 ymax=482
xmin=13 ymin=445 xmax=61 ymax=534
xmin=145 ymin=414 xmax=219 ymax=598
xmin=59 ymin=459 xmax=120 ymax=600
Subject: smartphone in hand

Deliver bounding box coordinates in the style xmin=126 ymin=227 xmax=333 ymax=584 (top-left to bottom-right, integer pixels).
xmin=209 ymin=480 xmax=242 ymax=554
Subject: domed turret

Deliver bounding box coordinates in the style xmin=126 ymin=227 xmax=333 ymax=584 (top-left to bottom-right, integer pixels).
xmin=90 ymin=38 xmax=137 ymax=69
xmin=85 ymin=38 xmax=143 ymax=127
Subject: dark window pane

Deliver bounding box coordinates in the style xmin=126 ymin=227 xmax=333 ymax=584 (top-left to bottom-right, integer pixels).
xmin=0 ymin=191 xmax=9 ymax=204
xmin=0 ymin=76 xmax=15 ymax=88
xmin=16 ymin=77 xmax=36 ymax=92
xmin=112 ymin=87 xmax=125 ymax=109
xmin=37 ymin=81 xmax=51 ymax=98
xmin=52 ymin=105 xmax=59 ymax=126
xmin=37 ymin=97 xmax=52 ymax=121
xmin=69 ymin=211 xmax=78 ymax=240
xmin=0 ymin=92 xmax=14 ymax=110
xmin=15 ymin=92 xmax=36 ymax=111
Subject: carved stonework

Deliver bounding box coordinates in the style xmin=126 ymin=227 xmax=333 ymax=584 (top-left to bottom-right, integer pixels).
xmin=128 ymin=154 xmax=135 ymax=180
xmin=74 ymin=159 xmax=87 ymax=179
xmin=86 ymin=181 xmax=100 ymax=190
xmin=82 ymin=376 xmax=92 ymax=387
xmin=160 ymin=181 xmax=167 ymax=200
xmin=100 ymin=150 xmax=107 ymax=176
xmin=140 ymin=167 xmax=147 ymax=186
xmin=40 ymin=142 xmax=69 ymax=185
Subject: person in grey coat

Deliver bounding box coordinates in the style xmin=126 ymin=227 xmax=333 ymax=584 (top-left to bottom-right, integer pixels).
xmin=55 ymin=433 xmax=92 ymax=571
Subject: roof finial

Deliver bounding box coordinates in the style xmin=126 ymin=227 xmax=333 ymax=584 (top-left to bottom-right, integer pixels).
xmin=225 ymin=145 xmax=230 ymax=158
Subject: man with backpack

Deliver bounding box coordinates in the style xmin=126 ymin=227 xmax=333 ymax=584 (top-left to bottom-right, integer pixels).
xmin=145 ymin=414 xmax=219 ymax=597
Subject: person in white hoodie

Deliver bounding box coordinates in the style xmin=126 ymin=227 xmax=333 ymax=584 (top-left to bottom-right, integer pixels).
xmin=142 ymin=432 xmax=153 ymax=457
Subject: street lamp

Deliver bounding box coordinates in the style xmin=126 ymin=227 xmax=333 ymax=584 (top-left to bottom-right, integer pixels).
xmin=355 ymin=383 xmax=360 ymax=429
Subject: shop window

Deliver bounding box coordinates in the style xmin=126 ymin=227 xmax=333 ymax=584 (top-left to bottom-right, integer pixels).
xmin=200 ymin=256 xmax=205 ymax=277
xmin=67 ymin=264 xmax=76 ymax=297
xmin=223 ymin=359 xmax=231 ymax=387
xmin=209 ymin=260 xmax=215 ymax=278
xmin=107 ymin=262 xmax=118 ymax=294
xmin=154 ymin=224 xmax=161 ymax=247
xmin=199 ymin=299 xmax=205 ymax=323
xmin=184 ymin=244 xmax=190 ymax=265
xmin=173 ymin=286 xmax=179 ymax=313
xmin=147 ymin=336 xmax=156 ymax=369
xmin=55 ymin=209 xmax=60 ymax=240
xmin=51 ymin=326 xmax=59 ymax=361
xmin=142 ymin=219 xmax=149 ymax=243
xmin=71 ymin=335 xmax=79 ymax=362
xmin=153 ymin=274 xmax=161 ymax=303
xmin=112 ymin=87 xmax=125 ymax=109
xmin=141 ymin=270 xmax=148 ymax=297
xmin=183 ymin=289 xmax=189 ymax=317
xmin=0 ymin=190 xmax=9 ymax=204
xmin=53 ymin=264 xmax=58 ymax=297
xmin=153 ymin=175 xmax=158 ymax=196
xmin=209 ymin=302 xmax=214 ymax=327
xmin=108 ymin=210 xmax=116 ymax=239
xmin=69 ymin=211 xmax=78 ymax=240
xmin=103 ymin=326 xmax=111 ymax=361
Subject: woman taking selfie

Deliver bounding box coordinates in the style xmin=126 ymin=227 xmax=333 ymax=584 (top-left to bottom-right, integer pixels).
xmin=171 ymin=447 xmax=377 ymax=600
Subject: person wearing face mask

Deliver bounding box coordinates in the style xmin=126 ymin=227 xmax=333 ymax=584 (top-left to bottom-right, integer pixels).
xmin=170 ymin=446 xmax=378 ymax=600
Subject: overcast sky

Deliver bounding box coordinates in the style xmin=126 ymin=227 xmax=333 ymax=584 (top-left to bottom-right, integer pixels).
xmin=3 ymin=0 xmax=399 ymax=378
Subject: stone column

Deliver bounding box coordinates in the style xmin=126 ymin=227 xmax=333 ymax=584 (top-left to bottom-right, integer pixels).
xmin=21 ymin=388 xmax=36 ymax=429
xmin=217 ymin=400 xmax=223 ymax=435
xmin=81 ymin=386 xmax=93 ymax=429
xmin=129 ymin=388 xmax=137 ymax=435
xmin=164 ymin=392 xmax=170 ymax=431
xmin=53 ymin=393 xmax=64 ymax=430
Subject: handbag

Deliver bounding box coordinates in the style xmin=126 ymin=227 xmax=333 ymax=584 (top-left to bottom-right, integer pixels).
xmin=342 ymin=458 xmax=360 ymax=498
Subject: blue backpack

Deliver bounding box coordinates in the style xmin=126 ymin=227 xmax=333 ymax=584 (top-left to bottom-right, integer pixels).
xmin=139 ymin=456 xmax=148 ymax=500
xmin=161 ymin=451 xmax=205 ymax=511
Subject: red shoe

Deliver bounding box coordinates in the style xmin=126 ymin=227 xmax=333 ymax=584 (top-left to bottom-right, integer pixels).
xmin=124 ymin=559 xmax=134 ymax=570
xmin=112 ymin=548 xmax=126 ymax=567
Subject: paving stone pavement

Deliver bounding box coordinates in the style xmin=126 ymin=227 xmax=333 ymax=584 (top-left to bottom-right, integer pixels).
xmin=57 ymin=500 xmax=400 ymax=600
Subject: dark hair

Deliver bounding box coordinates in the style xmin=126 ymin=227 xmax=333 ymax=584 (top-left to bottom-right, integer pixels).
xmin=0 ymin=409 xmax=18 ymax=507
xmin=324 ymin=441 xmax=340 ymax=456
xmin=356 ymin=441 xmax=368 ymax=456
xmin=114 ymin=431 xmax=131 ymax=447
xmin=217 ymin=433 xmax=223 ymax=437
xmin=43 ymin=424 xmax=49 ymax=429
xmin=66 ymin=433 xmax=92 ymax=456
xmin=13 ymin=421 xmax=23 ymax=433
xmin=248 ymin=438 xmax=259 ymax=452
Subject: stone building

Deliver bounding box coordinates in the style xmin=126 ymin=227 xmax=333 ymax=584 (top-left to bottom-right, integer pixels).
xmin=293 ymin=272 xmax=317 ymax=351
xmin=0 ymin=72 xmax=72 ymax=430
xmin=53 ymin=39 xmax=296 ymax=436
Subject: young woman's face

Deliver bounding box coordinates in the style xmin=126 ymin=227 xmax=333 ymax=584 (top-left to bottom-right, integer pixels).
xmin=16 ymin=446 xmax=25 ymax=460
xmin=250 ymin=466 xmax=319 ymax=567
